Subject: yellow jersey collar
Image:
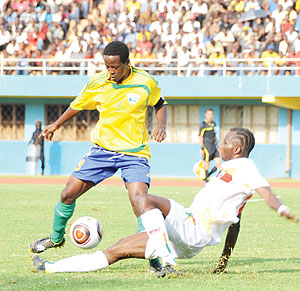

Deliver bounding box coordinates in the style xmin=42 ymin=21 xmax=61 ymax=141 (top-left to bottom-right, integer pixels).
xmin=204 ymin=119 xmax=214 ymax=126
xmin=106 ymin=65 xmax=133 ymax=85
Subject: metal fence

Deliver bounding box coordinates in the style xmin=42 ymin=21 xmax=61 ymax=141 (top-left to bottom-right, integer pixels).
xmin=1 ymin=57 xmax=300 ymax=76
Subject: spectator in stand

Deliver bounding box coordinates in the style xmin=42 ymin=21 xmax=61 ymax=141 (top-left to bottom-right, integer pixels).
xmin=214 ymin=27 xmax=235 ymax=53
xmin=126 ymin=0 xmax=141 ymax=14
xmin=47 ymin=21 xmax=64 ymax=44
xmin=279 ymin=34 xmax=289 ymax=55
xmin=136 ymin=33 xmax=152 ymax=55
xmin=208 ymin=47 xmax=225 ymax=75
xmin=40 ymin=6 xmax=53 ymax=24
xmin=12 ymin=0 xmax=29 ymax=13
xmin=285 ymin=24 xmax=298 ymax=44
xmin=0 ymin=24 xmax=10 ymax=50
xmin=191 ymin=0 xmax=208 ymax=27
xmin=16 ymin=50 xmax=29 ymax=75
xmin=227 ymin=45 xmax=243 ymax=75
xmin=106 ymin=0 xmax=122 ymax=15
xmin=129 ymin=46 xmax=142 ymax=66
xmin=142 ymin=46 xmax=156 ymax=73
xmin=229 ymin=0 xmax=245 ymax=12
xmin=136 ymin=26 xmax=150 ymax=41
xmin=140 ymin=5 xmax=157 ymax=24
xmin=244 ymin=0 xmax=260 ymax=12
xmin=68 ymin=2 xmax=80 ymax=23
xmin=4 ymin=7 xmax=18 ymax=24
xmin=292 ymin=33 xmax=300 ymax=53
xmin=124 ymin=25 xmax=137 ymax=46
xmin=261 ymin=44 xmax=279 ymax=74
xmin=2 ymin=0 xmax=300 ymax=77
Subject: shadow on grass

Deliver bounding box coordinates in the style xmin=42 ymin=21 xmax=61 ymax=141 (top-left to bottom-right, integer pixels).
xmin=179 ymin=256 xmax=300 ymax=275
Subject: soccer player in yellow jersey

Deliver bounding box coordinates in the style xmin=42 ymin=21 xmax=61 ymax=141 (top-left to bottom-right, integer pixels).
xmin=30 ymin=41 xmax=167 ymax=273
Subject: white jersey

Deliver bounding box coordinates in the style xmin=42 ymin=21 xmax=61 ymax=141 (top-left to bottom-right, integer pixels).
xmin=161 ymin=158 xmax=269 ymax=259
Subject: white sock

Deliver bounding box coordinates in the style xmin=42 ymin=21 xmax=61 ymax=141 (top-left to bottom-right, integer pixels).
xmin=141 ymin=208 xmax=176 ymax=266
xmin=45 ymin=251 xmax=109 ymax=273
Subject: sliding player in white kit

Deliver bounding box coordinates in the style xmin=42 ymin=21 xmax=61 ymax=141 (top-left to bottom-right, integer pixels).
xmin=32 ymin=128 xmax=298 ymax=277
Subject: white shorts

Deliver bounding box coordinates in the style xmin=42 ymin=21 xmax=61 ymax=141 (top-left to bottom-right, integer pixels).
xmin=145 ymin=199 xmax=206 ymax=259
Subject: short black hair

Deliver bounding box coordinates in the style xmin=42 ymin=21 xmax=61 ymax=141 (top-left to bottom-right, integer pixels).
xmin=103 ymin=41 xmax=129 ymax=63
xmin=230 ymin=128 xmax=255 ymax=157
xmin=205 ymin=108 xmax=214 ymax=113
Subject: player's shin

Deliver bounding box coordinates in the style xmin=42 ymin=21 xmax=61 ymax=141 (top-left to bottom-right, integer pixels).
xmin=141 ymin=208 xmax=176 ymax=266
xmin=45 ymin=251 xmax=109 ymax=273
xmin=50 ymin=200 xmax=76 ymax=243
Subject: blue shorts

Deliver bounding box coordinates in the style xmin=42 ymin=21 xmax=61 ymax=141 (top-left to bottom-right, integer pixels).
xmin=71 ymin=145 xmax=151 ymax=186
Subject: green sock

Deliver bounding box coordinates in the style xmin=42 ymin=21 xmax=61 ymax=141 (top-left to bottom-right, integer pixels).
xmin=137 ymin=216 xmax=160 ymax=266
xmin=137 ymin=216 xmax=145 ymax=233
xmin=50 ymin=200 xmax=76 ymax=243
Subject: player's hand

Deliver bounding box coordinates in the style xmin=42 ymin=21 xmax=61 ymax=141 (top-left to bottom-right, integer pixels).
xmin=152 ymin=127 xmax=166 ymax=142
xmin=38 ymin=123 xmax=60 ymax=141
xmin=281 ymin=212 xmax=300 ymax=224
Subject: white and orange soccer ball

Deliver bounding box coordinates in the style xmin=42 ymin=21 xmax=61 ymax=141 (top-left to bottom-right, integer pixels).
xmin=70 ymin=216 xmax=103 ymax=249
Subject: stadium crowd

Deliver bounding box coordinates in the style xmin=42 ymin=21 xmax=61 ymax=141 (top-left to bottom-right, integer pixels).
xmin=1 ymin=0 xmax=300 ymax=75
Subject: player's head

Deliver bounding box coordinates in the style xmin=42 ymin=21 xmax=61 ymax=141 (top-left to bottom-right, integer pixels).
xmin=35 ymin=120 xmax=42 ymax=130
xmin=103 ymin=41 xmax=130 ymax=83
xmin=218 ymin=128 xmax=255 ymax=161
xmin=204 ymin=108 xmax=214 ymax=122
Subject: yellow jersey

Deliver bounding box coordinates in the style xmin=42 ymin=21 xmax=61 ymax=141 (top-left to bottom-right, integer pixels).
xmin=70 ymin=66 xmax=162 ymax=160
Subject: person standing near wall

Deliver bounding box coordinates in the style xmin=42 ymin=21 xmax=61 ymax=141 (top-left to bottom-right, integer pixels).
xmin=199 ymin=108 xmax=221 ymax=181
xmin=28 ymin=120 xmax=45 ymax=175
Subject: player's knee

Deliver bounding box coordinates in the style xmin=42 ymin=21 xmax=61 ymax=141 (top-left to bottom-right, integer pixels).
xmin=104 ymin=238 xmax=128 ymax=263
xmin=60 ymin=186 xmax=77 ymax=204
xmin=133 ymin=194 xmax=153 ymax=215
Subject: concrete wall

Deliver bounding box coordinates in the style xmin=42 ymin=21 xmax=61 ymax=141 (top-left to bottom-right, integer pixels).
xmin=0 ymin=140 xmax=295 ymax=178
xmin=1 ymin=75 xmax=300 ymax=98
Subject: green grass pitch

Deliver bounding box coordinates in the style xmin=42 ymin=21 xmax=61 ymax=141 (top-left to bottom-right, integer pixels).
xmin=0 ymin=182 xmax=299 ymax=290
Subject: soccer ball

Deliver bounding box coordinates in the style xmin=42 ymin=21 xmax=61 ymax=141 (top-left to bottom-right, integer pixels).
xmin=70 ymin=216 xmax=103 ymax=249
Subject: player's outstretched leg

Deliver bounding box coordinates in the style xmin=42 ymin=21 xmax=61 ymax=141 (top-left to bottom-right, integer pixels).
xmin=31 ymin=233 xmax=147 ymax=273
xmin=30 ymin=176 xmax=94 ymax=253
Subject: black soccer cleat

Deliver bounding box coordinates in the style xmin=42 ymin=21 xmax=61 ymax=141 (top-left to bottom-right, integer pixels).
xmin=31 ymin=255 xmax=47 ymax=273
xmin=157 ymin=263 xmax=184 ymax=278
xmin=149 ymin=258 xmax=163 ymax=273
xmin=29 ymin=236 xmax=65 ymax=253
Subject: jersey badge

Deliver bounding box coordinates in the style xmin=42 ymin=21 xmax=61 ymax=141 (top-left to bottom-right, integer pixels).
xmin=127 ymin=93 xmax=140 ymax=106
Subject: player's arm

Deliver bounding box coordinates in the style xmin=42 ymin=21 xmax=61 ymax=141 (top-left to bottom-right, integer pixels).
xmin=28 ymin=134 xmax=34 ymax=145
xmin=255 ymin=186 xmax=297 ymax=220
xmin=214 ymin=135 xmax=218 ymax=146
xmin=39 ymin=107 xmax=81 ymax=141
xmin=199 ymin=123 xmax=205 ymax=148
xmin=199 ymin=136 xmax=204 ymax=148
xmin=213 ymin=214 xmax=241 ymax=274
xmin=152 ymin=98 xmax=167 ymax=143
xmin=199 ymin=125 xmax=205 ymax=158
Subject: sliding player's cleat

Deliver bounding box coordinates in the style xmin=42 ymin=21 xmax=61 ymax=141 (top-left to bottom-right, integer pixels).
xmin=157 ymin=263 xmax=184 ymax=278
xmin=149 ymin=258 xmax=162 ymax=273
xmin=29 ymin=236 xmax=65 ymax=253
xmin=31 ymin=255 xmax=48 ymax=273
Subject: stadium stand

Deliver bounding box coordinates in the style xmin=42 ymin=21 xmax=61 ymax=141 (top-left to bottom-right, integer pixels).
xmin=1 ymin=0 xmax=300 ymax=75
